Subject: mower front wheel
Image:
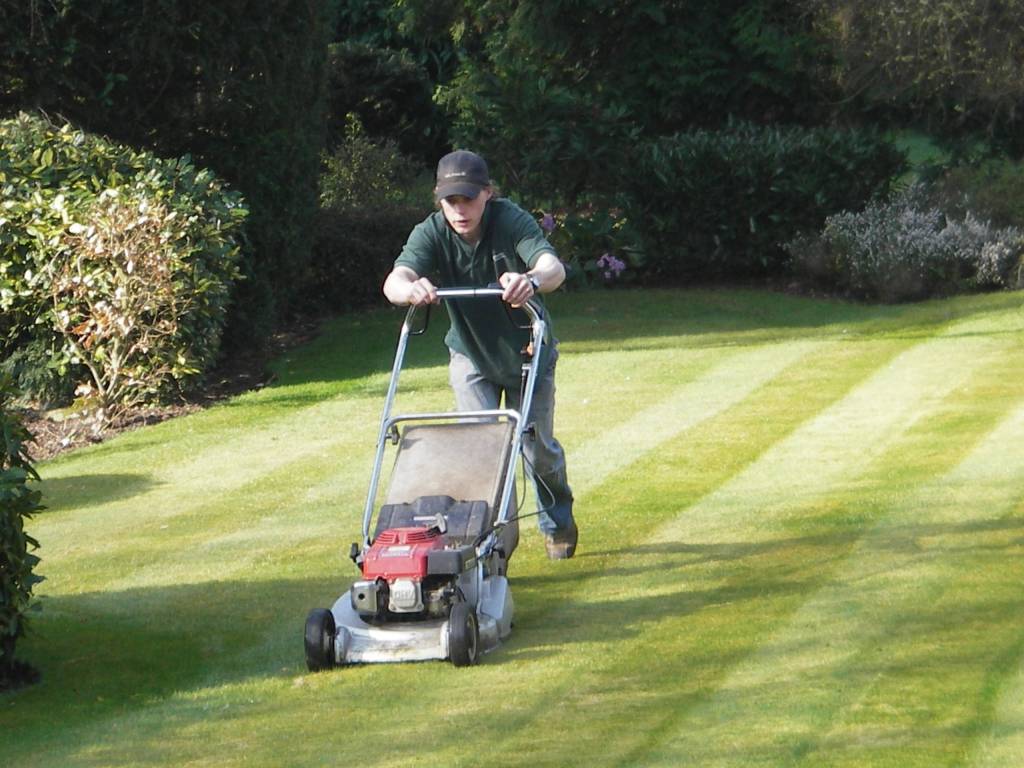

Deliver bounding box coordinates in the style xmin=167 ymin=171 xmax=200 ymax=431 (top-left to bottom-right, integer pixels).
xmin=448 ymin=602 xmax=479 ymax=667
xmin=304 ymin=608 xmax=336 ymax=672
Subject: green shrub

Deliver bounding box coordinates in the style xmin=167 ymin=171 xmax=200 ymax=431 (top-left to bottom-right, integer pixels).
xmin=785 ymin=185 xmax=1024 ymax=302
xmin=0 ymin=113 xmax=247 ymax=411
xmin=53 ymin=192 xmax=242 ymax=424
xmin=319 ymin=115 xmax=422 ymax=210
xmin=0 ymin=377 xmax=43 ymax=688
xmin=931 ymin=160 xmax=1024 ymax=229
xmin=624 ymin=122 xmax=907 ymax=282
xmin=308 ymin=202 xmax=428 ymax=312
xmin=0 ymin=340 xmax=73 ymax=409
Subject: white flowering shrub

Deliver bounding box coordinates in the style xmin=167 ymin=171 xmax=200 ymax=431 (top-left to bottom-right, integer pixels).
xmin=0 ymin=113 xmax=246 ymax=416
xmin=785 ymin=185 xmax=1024 ymax=302
xmin=50 ymin=193 xmax=211 ymax=427
xmin=976 ymin=240 xmax=1024 ymax=287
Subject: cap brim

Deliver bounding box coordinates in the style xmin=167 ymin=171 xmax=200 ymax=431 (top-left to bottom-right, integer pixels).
xmin=434 ymin=182 xmax=484 ymax=201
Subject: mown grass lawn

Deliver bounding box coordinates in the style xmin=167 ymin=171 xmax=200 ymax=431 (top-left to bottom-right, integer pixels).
xmin=3 ymin=287 xmax=1024 ymax=767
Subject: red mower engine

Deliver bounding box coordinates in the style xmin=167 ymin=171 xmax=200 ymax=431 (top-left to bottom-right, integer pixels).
xmin=351 ymin=526 xmax=471 ymax=621
xmin=365 ymin=526 xmax=443 ymax=581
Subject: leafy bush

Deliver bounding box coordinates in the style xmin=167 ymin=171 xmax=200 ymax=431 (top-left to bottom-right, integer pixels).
xmin=0 ymin=340 xmax=73 ymax=410
xmin=0 ymin=377 xmax=43 ymax=689
xmin=785 ymin=186 xmax=1024 ymax=302
xmin=319 ymin=115 xmax=422 ymax=210
xmin=308 ymin=203 xmax=427 ymax=312
xmin=0 ymin=113 xmax=246 ymax=412
xmin=624 ymin=122 xmax=907 ymax=282
xmin=52 ymin=192 xmax=242 ymax=425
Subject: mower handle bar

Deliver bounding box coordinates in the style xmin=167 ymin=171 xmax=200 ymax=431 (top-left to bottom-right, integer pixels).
xmin=434 ymin=286 xmax=543 ymax=322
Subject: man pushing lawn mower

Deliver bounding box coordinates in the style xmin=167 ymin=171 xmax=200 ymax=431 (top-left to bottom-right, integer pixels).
xmin=302 ymin=150 xmax=578 ymax=671
xmin=383 ymin=149 xmax=578 ymax=561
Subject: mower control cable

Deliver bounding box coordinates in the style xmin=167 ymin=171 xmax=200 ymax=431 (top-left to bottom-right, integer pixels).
xmin=473 ymin=453 xmax=559 ymax=549
xmin=473 ymin=508 xmax=546 ymax=549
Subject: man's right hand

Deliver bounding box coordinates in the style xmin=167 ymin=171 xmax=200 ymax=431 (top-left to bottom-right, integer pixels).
xmin=404 ymin=276 xmax=439 ymax=307
xmin=383 ymin=266 xmax=438 ymax=307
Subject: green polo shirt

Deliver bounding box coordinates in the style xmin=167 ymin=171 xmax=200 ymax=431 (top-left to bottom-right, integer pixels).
xmin=395 ymin=198 xmax=555 ymax=389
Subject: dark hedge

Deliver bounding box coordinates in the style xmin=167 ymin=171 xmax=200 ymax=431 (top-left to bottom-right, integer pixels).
xmin=625 ymin=123 xmax=908 ymax=281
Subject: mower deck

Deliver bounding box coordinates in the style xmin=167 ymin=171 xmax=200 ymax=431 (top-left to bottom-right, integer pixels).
xmin=330 ymin=573 xmax=513 ymax=664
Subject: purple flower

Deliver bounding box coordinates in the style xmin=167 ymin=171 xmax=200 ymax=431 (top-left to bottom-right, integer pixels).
xmin=540 ymin=213 xmax=556 ymax=233
xmin=598 ymin=252 xmax=626 ymax=282
xmin=596 ymin=252 xmax=626 ymax=278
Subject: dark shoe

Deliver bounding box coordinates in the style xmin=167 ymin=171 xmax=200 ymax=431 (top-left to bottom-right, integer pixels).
xmin=544 ymin=521 xmax=578 ymax=560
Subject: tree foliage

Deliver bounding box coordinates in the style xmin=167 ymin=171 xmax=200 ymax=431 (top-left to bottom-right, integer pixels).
xmin=0 ymin=1 xmax=332 ymax=340
xmin=433 ymin=0 xmax=826 ymax=206
xmin=325 ymin=41 xmax=443 ymax=163
xmin=807 ymin=0 xmax=1024 ymax=152
xmin=325 ymin=0 xmax=469 ymax=164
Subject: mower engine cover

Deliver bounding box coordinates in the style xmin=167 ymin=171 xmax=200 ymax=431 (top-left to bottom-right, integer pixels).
xmin=362 ymin=526 xmax=446 ymax=581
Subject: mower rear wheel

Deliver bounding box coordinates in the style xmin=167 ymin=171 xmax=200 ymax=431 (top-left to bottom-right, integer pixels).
xmin=448 ymin=602 xmax=479 ymax=667
xmin=304 ymin=608 xmax=336 ymax=672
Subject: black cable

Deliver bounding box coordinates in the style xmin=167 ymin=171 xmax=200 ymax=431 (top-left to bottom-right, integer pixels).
xmin=473 ymin=450 xmax=559 ymax=549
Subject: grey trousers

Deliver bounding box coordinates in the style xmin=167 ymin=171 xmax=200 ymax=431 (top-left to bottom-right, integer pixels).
xmin=448 ymin=348 xmax=575 ymax=535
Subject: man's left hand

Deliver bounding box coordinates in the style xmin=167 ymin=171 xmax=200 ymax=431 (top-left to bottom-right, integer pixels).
xmin=499 ymin=272 xmax=536 ymax=308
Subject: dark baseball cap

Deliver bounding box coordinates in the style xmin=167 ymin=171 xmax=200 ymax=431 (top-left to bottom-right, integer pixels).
xmin=434 ymin=150 xmax=490 ymax=201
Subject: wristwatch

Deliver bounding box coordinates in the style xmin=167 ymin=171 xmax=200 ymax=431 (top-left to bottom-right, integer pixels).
xmin=527 ymin=274 xmax=541 ymax=294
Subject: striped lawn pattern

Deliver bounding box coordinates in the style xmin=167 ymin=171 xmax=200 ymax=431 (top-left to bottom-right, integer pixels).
xmin=3 ymin=289 xmax=1024 ymax=768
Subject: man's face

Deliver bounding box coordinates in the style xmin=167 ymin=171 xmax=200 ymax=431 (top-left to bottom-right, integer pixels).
xmin=440 ymin=188 xmax=492 ymax=242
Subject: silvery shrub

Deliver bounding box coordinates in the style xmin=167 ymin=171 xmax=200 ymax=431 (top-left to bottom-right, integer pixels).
xmin=786 ymin=185 xmax=1024 ymax=301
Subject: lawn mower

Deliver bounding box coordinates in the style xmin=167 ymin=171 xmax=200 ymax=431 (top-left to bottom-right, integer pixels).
xmin=304 ymin=287 xmax=547 ymax=668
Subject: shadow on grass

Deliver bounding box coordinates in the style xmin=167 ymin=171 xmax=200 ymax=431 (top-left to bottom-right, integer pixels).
xmin=512 ymin=530 xmax=863 ymax=590
xmin=543 ymin=512 xmax=1024 ymax=573
xmin=5 ymin=574 xmax=345 ymax=735
xmin=36 ymin=473 xmax=158 ymax=511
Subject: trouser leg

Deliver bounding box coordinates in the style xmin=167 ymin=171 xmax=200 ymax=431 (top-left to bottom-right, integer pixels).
xmin=448 ymin=348 xmax=574 ymax=535
xmin=448 ymin=349 xmax=503 ymax=412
